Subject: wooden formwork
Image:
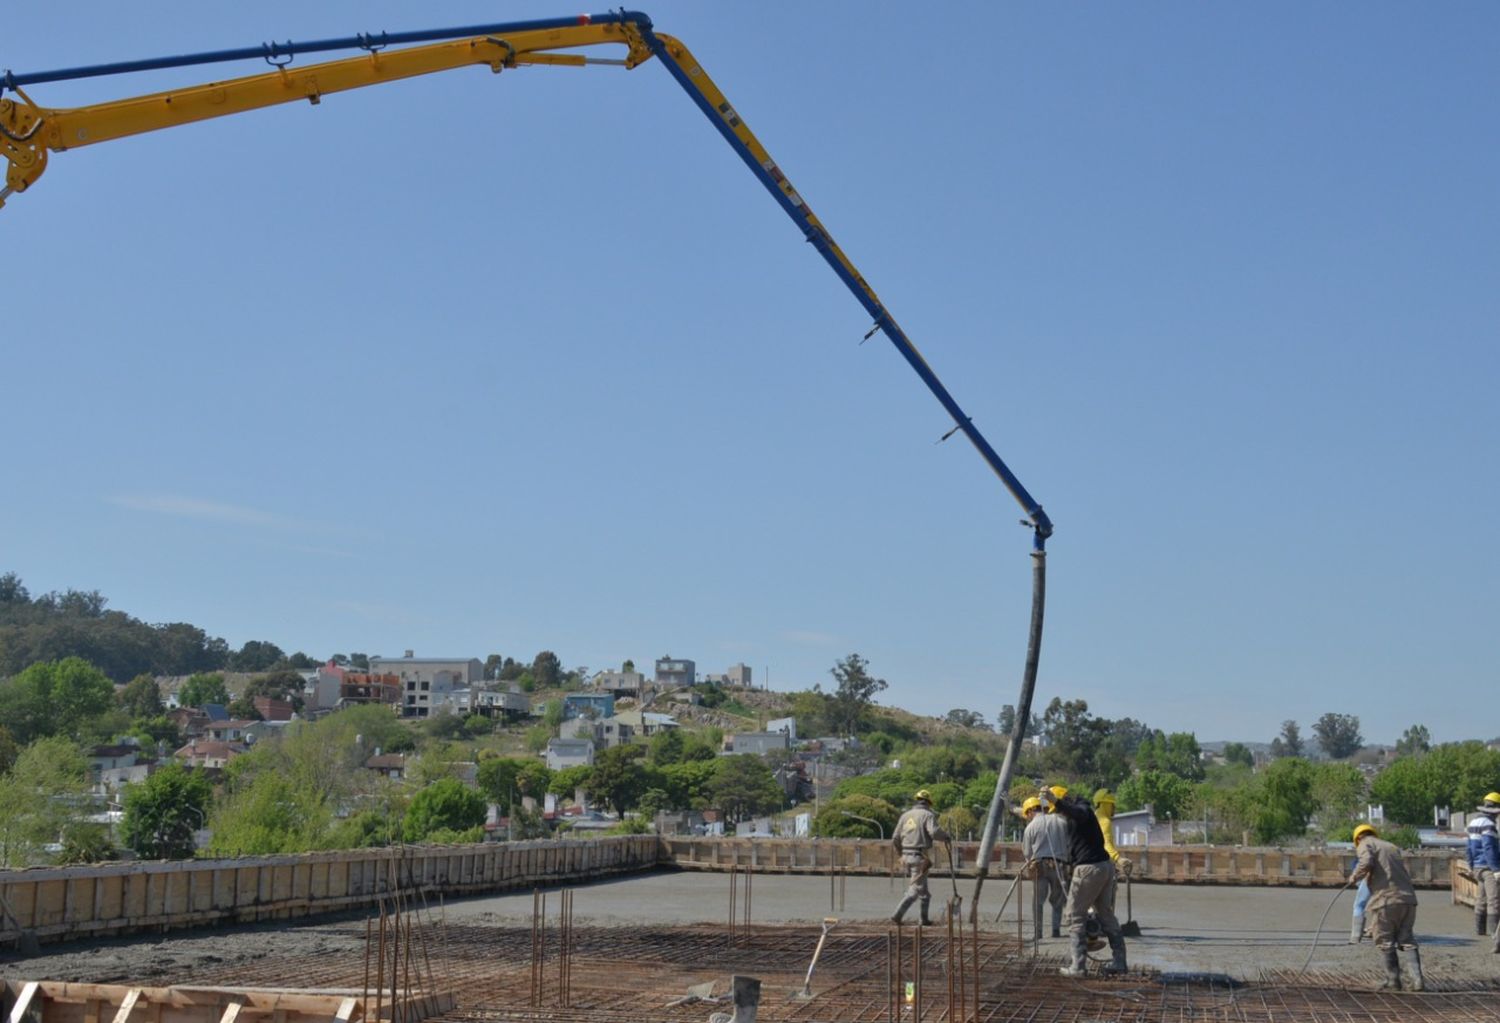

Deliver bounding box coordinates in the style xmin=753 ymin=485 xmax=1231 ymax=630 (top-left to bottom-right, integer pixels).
xmin=1 ymin=981 xmax=454 ymax=1023
xmin=659 ymin=836 xmax=1458 ymax=888
xmin=0 ymin=837 xmax=659 ymax=947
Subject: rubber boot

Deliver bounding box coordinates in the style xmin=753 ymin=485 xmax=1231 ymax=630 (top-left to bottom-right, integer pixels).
xmin=1102 ymin=931 xmax=1128 ymax=975
xmin=1491 ymin=925 xmax=1500 ymax=955
xmin=1478 ymin=907 xmax=1488 ymax=936
xmin=1378 ymin=947 xmax=1402 ymax=991
xmin=1349 ymin=913 xmax=1364 ymax=944
xmin=1058 ymin=931 xmax=1088 ymax=977
xmin=1400 ymin=947 xmax=1424 ymax=992
xmin=891 ymin=893 xmax=917 ymax=924
xmin=1052 ymin=905 xmax=1063 ymax=938
xmin=918 ymin=896 xmax=933 ymax=927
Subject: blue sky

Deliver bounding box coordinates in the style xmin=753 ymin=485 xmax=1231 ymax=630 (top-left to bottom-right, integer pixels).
xmin=5 ymin=3 xmax=1496 ymax=746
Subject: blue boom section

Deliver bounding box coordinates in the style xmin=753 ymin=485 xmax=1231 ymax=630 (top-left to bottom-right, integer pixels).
xmin=3 ymin=12 xmax=647 ymax=89
xmin=630 ymin=21 xmax=1053 ymax=548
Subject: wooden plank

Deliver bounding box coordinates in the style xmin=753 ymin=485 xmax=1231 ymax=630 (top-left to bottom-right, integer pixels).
xmin=108 ymin=988 xmax=142 ymax=1023
xmin=8 ymin=981 xmax=40 ymax=1023
xmin=216 ymin=1002 xmax=242 ymax=1023
xmin=332 ymin=999 xmax=356 ymax=1023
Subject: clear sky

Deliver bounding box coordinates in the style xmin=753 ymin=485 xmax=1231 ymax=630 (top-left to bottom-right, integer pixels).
xmin=5 ymin=3 xmax=1496 ymax=746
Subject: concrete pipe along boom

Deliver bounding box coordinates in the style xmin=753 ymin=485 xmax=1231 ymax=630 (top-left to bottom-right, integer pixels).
xmin=1 ymin=10 xmax=1053 ymax=915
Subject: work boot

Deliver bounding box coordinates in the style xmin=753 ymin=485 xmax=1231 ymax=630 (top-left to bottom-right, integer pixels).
xmin=1478 ymin=908 xmax=1488 ymax=936
xmin=1058 ymin=932 xmax=1088 ymax=977
xmin=918 ymin=896 xmax=933 ymax=927
xmin=1378 ymin=947 xmax=1402 ymax=991
xmin=891 ymin=894 xmax=917 ymax=925
xmin=1350 ymin=913 xmax=1365 ymax=944
xmin=1399 ymin=947 xmax=1424 ymax=992
xmin=1052 ymin=907 xmax=1063 ymax=939
xmin=1102 ymin=931 xmax=1128 ymax=975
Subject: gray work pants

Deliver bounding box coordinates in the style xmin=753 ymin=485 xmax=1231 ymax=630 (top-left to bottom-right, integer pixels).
xmin=1032 ymin=858 xmax=1066 ymax=938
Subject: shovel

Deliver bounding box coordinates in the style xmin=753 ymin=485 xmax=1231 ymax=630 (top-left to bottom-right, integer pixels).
xmin=791 ymin=917 xmax=838 ymax=1000
xmin=1120 ymin=867 xmax=1141 ymax=937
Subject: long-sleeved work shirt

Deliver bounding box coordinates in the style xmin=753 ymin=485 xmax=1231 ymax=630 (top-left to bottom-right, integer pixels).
xmin=892 ymin=804 xmax=950 ymax=854
xmin=1467 ymin=813 xmax=1500 ymax=871
xmin=1352 ymin=835 xmax=1418 ymax=911
xmin=1022 ymin=811 xmax=1070 ymax=862
xmin=1051 ymin=794 xmax=1110 ymax=867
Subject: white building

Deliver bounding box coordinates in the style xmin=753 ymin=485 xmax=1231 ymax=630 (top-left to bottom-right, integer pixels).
xmin=546 ymin=738 xmax=595 ymax=771
xmin=369 ymin=652 xmax=483 ymax=718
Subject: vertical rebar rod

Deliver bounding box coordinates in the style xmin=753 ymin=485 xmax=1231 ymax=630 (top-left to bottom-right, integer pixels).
xmin=728 ymin=864 xmax=738 ymax=947
xmin=895 ymin=923 xmax=904 ymax=1022
xmin=374 ymin=902 xmax=386 ymax=1023
xmin=362 ymin=914 xmax=372 ymax=1022
xmin=946 ymin=908 xmax=955 ymax=1021
xmin=886 ymin=930 xmax=895 ymax=1023
xmin=906 ymin=924 xmax=918 ymax=1020
xmin=954 ymin=900 xmax=966 ymax=1023
xmin=969 ymin=916 xmax=979 ymax=1023
xmin=744 ymin=861 xmax=752 ymax=932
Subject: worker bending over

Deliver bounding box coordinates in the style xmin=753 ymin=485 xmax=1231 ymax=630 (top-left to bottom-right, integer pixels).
xmin=1020 ymin=795 xmax=1069 ymax=939
xmin=1350 ymin=823 xmax=1422 ymax=991
xmin=1465 ymin=792 xmax=1500 ymax=942
xmin=1041 ymin=785 xmax=1127 ymax=976
xmin=890 ymin=789 xmax=950 ymax=926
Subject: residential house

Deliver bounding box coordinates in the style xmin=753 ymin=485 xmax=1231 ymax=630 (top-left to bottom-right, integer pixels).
xmin=592 ymin=670 xmax=646 ymax=698
xmin=609 ymin=709 xmax=678 ymax=737
xmin=204 ymin=720 xmax=257 ymax=744
xmin=730 ymin=731 xmax=790 ymax=756
xmin=562 ymin=693 xmax=615 ymax=721
xmin=368 ymin=651 xmax=483 ymax=719
xmin=654 ymin=658 xmax=695 ymax=689
xmin=766 ymin=717 xmax=797 ymax=743
xmin=564 ymin=715 xmax=635 ymax=749
xmin=1111 ymin=806 xmax=1174 ymax=848
xmin=545 ymin=738 xmax=595 ymax=771
xmin=365 ymin=753 xmax=408 ymax=780
xmin=472 ymin=686 xmax=530 ymax=720
xmin=252 ymin=696 xmax=296 ymax=721
xmin=700 ymin=664 xmax=752 ymax=688
xmin=174 ymin=740 xmax=244 ymax=771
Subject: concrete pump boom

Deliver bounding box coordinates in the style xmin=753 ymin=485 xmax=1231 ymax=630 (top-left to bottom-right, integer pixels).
xmin=2 ymin=10 xmax=1052 ymax=913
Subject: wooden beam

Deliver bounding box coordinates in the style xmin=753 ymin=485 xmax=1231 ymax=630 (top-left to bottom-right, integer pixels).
xmin=8 ymin=981 xmax=40 ymax=1023
xmin=107 ymin=989 xmax=140 ymax=1023
xmin=332 ymin=999 xmax=357 ymax=1023
xmin=216 ymin=1002 xmax=242 ymax=1023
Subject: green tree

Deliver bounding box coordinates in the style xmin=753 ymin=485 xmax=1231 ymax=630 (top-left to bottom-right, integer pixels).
xmin=826 ymin=654 xmax=887 ymax=736
xmin=531 ymin=651 xmax=563 ymax=689
xmin=484 ymin=654 xmax=504 ymax=680
xmin=1116 ymin=770 xmax=1195 ymax=820
xmin=1038 ymin=697 xmax=1113 ymax=785
xmin=590 ymin=744 xmax=650 ymax=814
xmin=1252 ymin=756 xmax=1314 ymax=842
xmin=812 ymin=794 xmax=899 ymax=838
xmin=0 ymin=725 xmax=17 ymax=774
xmin=542 ymin=699 xmax=565 ymax=730
xmin=637 ymin=788 xmax=672 ymax=824
xmin=707 ymin=755 xmax=783 ymax=822
xmin=939 ymin=805 xmax=979 ymax=840
xmin=658 ymin=759 xmax=717 ymax=810
xmin=403 ymin=778 xmax=487 ymax=842
xmin=0 ymin=657 xmax=116 ymax=742
xmin=1269 ymin=720 xmax=1303 ymax=759
xmin=1312 ymin=713 xmax=1363 ymax=759
xmin=548 ymin=764 xmax=596 ymax=800
xmin=118 ymin=674 xmax=164 ymax=719
xmin=1309 ymin=761 xmax=1366 ymax=834
xmin=228 ymin=640 xmax=285 ymax=673
xmin=1371 ymin=742 xmax=1500 ymax=825
xmin=0 ymin=737 xmax=90 ymax=865
xmin=944 ymin=709 xmax=987 ymax=730
xmin=120 ymin=762 xmax=213 ymax=859
xmin=477 ymin=757 xmax=552 ymax=810
xmin=227 ymin=696 xmax=263 ymax=720
xmin=1395 ymin=724 xmax=1431 ymax=758
xmin=648 ymin=727 xmax=687 ymax=766
xmin=56 ymin=822 xmax=116 ymax=864
xmin=1134 ymin=731 xmax=1205 ymax=782
xmin=1221 ymin=742 xmax=1255 ymax=769
xmin=178 ymin=672 xmax=230 ymax=708
xmin=242 ymin=670 xmax=307 ymax=711
xmin=208 ymin=770 xmax=330 ymax=855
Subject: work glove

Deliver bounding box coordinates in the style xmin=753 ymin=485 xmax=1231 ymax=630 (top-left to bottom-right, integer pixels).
xmin=1119 ymin=857 xmax=1134 ymax=877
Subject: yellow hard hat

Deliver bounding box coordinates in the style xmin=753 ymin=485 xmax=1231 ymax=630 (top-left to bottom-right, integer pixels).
xmin=1352 ymin=823 xmax=1377 ymax=843
xmin=914 ymin=789 xmax=932 ymax=803
xmin=1021 ymin=796 xmax=1041 ymax=814
xmin=1093 ymin=788 xmax=1115 ymax=808
xmin=1044 ymin=785 xmax=1068 ymax=812
xmin=1483 ymin=791 xmax=1500 ymax=810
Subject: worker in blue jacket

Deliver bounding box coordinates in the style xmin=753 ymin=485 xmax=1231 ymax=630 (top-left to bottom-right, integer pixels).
xmin=1466 ymin=792 xmax=1500 ymax=942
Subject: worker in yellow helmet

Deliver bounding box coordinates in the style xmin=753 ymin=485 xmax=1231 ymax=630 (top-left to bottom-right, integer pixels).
xmin=1020 ymin=795 xmax=1068 ymax=939
xmin=1092 ymin=789 xmax=1131 ymax=910
xmin=890 ymin=789 xmax=950 ymax=926
xmin=1465 ymin=791 xmax=1500 ymax=943
xmin=1350 ymin=823 xmax=1422 ymax=991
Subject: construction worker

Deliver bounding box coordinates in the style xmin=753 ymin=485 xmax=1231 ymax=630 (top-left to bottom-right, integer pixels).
xmin=1041 ymin=785 xmax=1127 ymax=977
xmin=1465 ymin=792 xmax=1500 ymax=941
xmin=1020 ymin=795 xmax=1069 ymax=939
xmin=890 ymin=789 xmax=950 ymax=926
xmin=1350 ymin=823 xmax=1422 ymax=991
